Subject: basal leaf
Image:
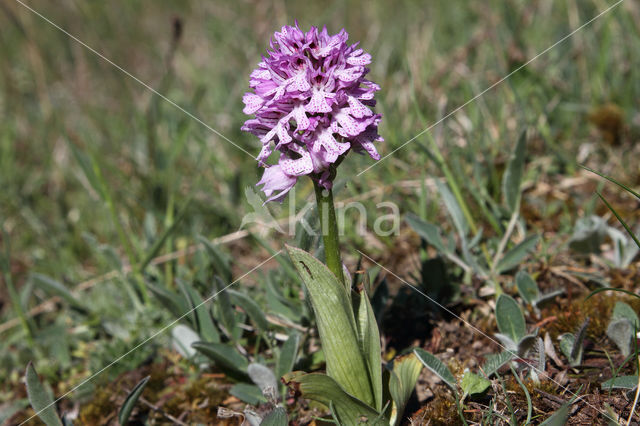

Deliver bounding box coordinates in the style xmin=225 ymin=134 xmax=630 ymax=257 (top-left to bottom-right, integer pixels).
xmin=502 ymin=130 xmax=526 ymax=213
xmin=482 ymin=351 xmax=514 ymax=377
xmin=199 ymin=236 xmax=232 ymax=282
xmin=260 ymin=407 xmax=288 ymax=426
xmin=286 ymin=246 xmax=374 ymax=407
xmin=495 ymin=294 xmax=526 ymax=344
xmin=147 ymin=282 xmax=189 ymax=319
xmin=405 ymin=214 xmax=446 ymax=252
xmin=388 ymin=353 xmax=423 ymax=426
xmin=461 ymin=370 xmax=490 ymax=396
xmin=539 ymin=403 xmax=570 ymax=425
xmin=25 ymin=362 xmax=63 ymax=426
xmin=495 ymin=234 xmax=539 ymax=274
xmin=247 ymin=363 xmax=278 ymax=396
xmin=568 ymin=215 xmax=607 ymax=255
xmin=177 ymin=279 xmax=220 ymax=343
xmin=413 ymin=349 xmax=456 ymax=391
xmin=31 ymin=273 xmax=84 ymax=311
xmin=229 ymin=383 xmax=265 ymax=405
xmin=607 ymin=319 xmax=633 ymax=357
xmin=118 ymin=376 xmax=150 ymax=426
xmin=192 ymin=342 xmax=249 ymax=381
xmin=282 ymin=372 xmax=383 ymax=425
xmin=171 ymin=324 xmax=200 ymax=359
xmin=213 ymin=276 xmax=236 ymax=339
xmin=276 ymin=333 xmax=300 ymax=379
xmin=602 ymin=375 xmax=639 ymax=390
xmin=612 ymin=301 xmax=640 ymax=328
xmin=227 ymin=289 xmax=270 ymax=332
xmin=435 ymin=180 xmax=469 ymax=238
xmin=515 ymin=270 xmax=539 ymax=305
xmin=356 ymin=287 xmax=383 ymax=411
xmin=571 ymin=318 xmax=589 ymax=361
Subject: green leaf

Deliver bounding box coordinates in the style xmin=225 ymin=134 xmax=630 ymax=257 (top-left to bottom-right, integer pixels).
xmin=568 ymin=215 xmax=608 ymax=254
xmin=517 ymin=335 xmax=538 ymax=358
xmin=502 ymin=130 xmax=526 ymax=212
xmin=388 ymin=353 xmax=423 ymax=426
xmin=247 ymin=363 xmax=278 ymax=395
xmin=413 ymin=349 xmax=456 ymax=391
xmin=31 ymin=273 xmax=84 ymax=311
xmin=276 ymin=333 xmax=300 ymax=379
xmin=538 ymin=385 xmax=581 ymax=426
xmin=177 ymin=279 xmax=220 ymax=343
xmin=482 ymin=351 xmax=514 ymax=377
xmin=118 ymin=376 xmax=150 ymax=426
xmin=213 ymin=276 xmax=236 ymax=339
xmin=199 ymin=236 xmax=232 ymax=282
xmin=227 ymin=289 xmax=270 ymax=333
xmin=266 ymin=280 xmax=302 ymax=323
xmin=558 ymin=319 xmax=588 ymax=368
xmin=0 ymin=399 xmax=29 ymax=425
xmin=171 ymin=324 xmax=200 ymax=358
xmin=68 ymin=142 xmax=106 ymax=201
xmin=192 ymin=342 xmax=249 ymax=381
xmin=282 ymin=372 xmax=383 ymax=425
xmin=405 ymin=214 xmax=446 ymax=252
xmin=535 ymin=289 xmax=565 ymax=308
xmin=539 ymin=403 xmax=570 ymax=426
xmin=25 ymin=362 xmax=63 ymax=426
xmin=602 ymin=375 xmax=639 ymax=390
xmin=461 ymin=370 xmax=490 ymax=396
xmin=435 ymin=180 xmax=469 ymax=238
xmin=138 ymin=202 xmax=189 ymax=271
xmin=286 ymin=246 xmax=374 ymax=407
xmin=260 ymin=407 xmax=288 ymax=426
xmin=495 ymin=294 xmax=526 ymax=344
xmin=229 ymin=383 xmax=265 ymax=405
xmin=147 ymin=283 xmax=188 ymax=318
xmin=356 ymin=287 xmax=383 ymax=411
xmin=612 ymin=301 xmax=640 ymax=328
xmin=607 ymin=319 xmax=633 ymax=357
xmin=495 ymin=234 xmax=539 ymax=274
xmin=515 ymin=270 xmax=539 ymax=305
xmin=571 ymin=318 xmax=589 ymax=361
xmin=558 ymin=334 xmax=576 ymax=363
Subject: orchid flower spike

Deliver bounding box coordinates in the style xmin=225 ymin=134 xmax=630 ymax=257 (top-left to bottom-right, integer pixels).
xmin=242 ymin=22 xmax=383 ymax=202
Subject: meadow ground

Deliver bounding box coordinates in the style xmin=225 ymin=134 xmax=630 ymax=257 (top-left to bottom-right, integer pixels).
xmin=1 ymin=0 xmax=639 ymax=424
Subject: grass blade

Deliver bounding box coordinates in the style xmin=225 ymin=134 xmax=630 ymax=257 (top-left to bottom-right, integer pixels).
xmin=581 ymin=165 xmax=640 ymax=200
xmin=597 ymin=192 xmax=640 ymax=250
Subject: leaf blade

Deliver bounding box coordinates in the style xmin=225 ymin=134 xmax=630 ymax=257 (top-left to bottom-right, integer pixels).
xmin=414 ymin=348 xmax=456 ymax=391
xmin=25 ymin=362 xmax=63 ymax=426
xmin=495 ymin=294 xmax=526 ymax=343
xmin=118 ymin=376 xmax=150 ymax=426
xmin=502 ymin=131 xmax=527 ymax=212
xmin=286 ymin=245 xmax=374 ymax=407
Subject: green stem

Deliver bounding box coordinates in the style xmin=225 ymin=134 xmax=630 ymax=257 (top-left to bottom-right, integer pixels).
xmin=314 ymin=181 xmax=343 ymax=284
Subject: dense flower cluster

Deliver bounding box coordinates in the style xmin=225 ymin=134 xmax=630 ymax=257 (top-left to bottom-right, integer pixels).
xmin=242 ymin=23 xmax=383 ymax=202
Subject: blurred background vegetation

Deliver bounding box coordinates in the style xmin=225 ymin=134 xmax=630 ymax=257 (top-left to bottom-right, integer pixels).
xmin=2 ymin=0 xmax=637 ymax=281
